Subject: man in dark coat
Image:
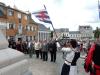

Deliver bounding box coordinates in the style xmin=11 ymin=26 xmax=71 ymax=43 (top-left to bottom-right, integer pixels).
xmin=49 ymin=40 xmax=57 ymax=62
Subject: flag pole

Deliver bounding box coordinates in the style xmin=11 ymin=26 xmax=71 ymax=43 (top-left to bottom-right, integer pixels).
xmin=51 ymin=22 xmax=58 ymax=39
xmin=43 ymin=5 xmax=58 ymax=39
xmin=98 ymin=0 xmax=100 ymax=19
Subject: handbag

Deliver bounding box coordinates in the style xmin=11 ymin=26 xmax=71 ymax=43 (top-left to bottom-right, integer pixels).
xmin=69 ymin=66 xmax=77 ymax=75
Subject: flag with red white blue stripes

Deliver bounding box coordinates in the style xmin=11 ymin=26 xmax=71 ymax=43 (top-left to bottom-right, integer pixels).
xmin=32 ymin=5 xmax=52 ymax=24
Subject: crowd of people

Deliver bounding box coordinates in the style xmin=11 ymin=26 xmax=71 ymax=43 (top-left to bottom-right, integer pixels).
xmin=8 ymin=38 xmax=57 ymax=62
xmin=60 ymin=37 xmax=100 ymax=75
xmin=8 ymin=37 xmax=100 ymax=75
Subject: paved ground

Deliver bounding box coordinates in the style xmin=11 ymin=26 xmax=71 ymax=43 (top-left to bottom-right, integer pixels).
xmin=25 ymin=52 xmax=89 ymax=75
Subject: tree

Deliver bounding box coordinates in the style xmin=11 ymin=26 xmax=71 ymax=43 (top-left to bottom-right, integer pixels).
xmin=50 ymin=31 xmax=53 ymax=38
xmin=94 ymin=27 xmax=100 ymax=38
xmin=62 ymin=33 xmax=65 ymax=38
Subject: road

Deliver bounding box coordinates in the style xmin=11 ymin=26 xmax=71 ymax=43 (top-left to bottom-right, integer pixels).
xmin=25 ymin=52 xmax=89 ymax=75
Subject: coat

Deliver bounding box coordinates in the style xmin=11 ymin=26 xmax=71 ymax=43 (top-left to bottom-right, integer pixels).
xmin=42 ymin=43 xmax=48 ymax=52
xmin=84 ymin=43 xmax=100 ymax=75
xmin=48 ymin=42 xmax=57 ymax=52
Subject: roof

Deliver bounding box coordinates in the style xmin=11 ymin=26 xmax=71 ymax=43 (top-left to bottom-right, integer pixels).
xmin=38 ymin=24 xmax=50 ymax=31
xmin=0 ymin=2 xmax=28 ymax=15
xmin=28 ymin=18 xmax=39 ymax=25
xmin=7 ymin=6 xmax=28 ymax=15
xmin=0 ymin=2 xmax=6 ymax=6
xmin=69 ymin=31 xmax=80 ymax=34
xmin=55 ymin=28 xmax=69 ymax=32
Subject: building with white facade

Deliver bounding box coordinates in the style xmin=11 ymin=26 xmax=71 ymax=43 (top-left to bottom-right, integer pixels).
xmin=79 ymin=25 xmax=94 ymax=40
xmin=54 ymin=28 xmax=69 ymax=39
xmin=38 ymin=24 xmax=51 ymax=41
xmin=69 ymin=31 xmax=81 ymax=40
xmin=54 ymin=25 xmax=94 ymax=41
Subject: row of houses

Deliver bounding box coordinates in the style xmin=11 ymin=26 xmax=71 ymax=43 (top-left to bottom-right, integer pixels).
xmin=0 ymin=2 xmax=51 ymax=41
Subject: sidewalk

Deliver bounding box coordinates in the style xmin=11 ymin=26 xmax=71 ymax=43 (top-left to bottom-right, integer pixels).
xmin=25 ymin=52 xmax=89 ymax=75
xmin=27 ymin=55 xmax=59 ymax=75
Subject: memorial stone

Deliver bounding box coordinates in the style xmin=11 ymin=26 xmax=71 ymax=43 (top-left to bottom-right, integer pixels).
xmin=0 ymin=30 xmax=32 ymax=75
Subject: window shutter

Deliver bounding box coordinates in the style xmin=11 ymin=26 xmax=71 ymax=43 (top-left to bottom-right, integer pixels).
xmin=31 ymin=27 xmax=33 ymax=31
xmin=7 ymin=23 xmax=9 ymax=29
xmin=28 ymin=26 xmax=30 ymax=31
xmin=14 ymin=24 xmax=16 ymax=29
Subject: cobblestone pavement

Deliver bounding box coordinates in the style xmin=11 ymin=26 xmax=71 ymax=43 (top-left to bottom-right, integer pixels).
xmin=25 ymin=52 xmax=89 ymax=75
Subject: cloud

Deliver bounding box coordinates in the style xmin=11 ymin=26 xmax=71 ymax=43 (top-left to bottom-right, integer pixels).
xmin=0 ymin=0 xmax=100 ymax=31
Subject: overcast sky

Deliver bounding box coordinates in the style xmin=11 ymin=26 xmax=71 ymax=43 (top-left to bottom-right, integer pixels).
xmin=0 ymin=0 xmax=100 ymax=31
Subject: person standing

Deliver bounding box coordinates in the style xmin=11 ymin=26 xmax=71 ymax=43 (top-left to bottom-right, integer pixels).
xmin=62 ymin=42 xmax=70 ymax=59
xmin=12 ymin=41 xmax=16 ymax=49
xmin=84 ymin=37 xmax=100 ymax=75
xmin=16 ymin=38 xmax=23 ymax=52
xmin=42 ymin=40 xmax=48 ymax=61
xmin=27 ymin=41 xmax=34 ymax=58
xmin=61 ymin=39 xmax=80 ymax=75
xmin=83 ymin=41 xmax=87 ymax=54
xmin=22 ymin=41 xmax=27 ymax=54
xmin=39 ymin=41 xmax=43 ymax=59
xmin=34 ymin=40 xmax=40 ymax=58
xmin=49 ymin=40 xmax=57 ymax=62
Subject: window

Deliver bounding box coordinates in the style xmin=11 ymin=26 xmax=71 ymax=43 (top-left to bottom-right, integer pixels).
xmin=18 ymin=24 xmax=22 ymax=34
xmin=26 ymin=26 xmax=28 ymax=31
xmin=77 ymin=34 xmax=79 ymax=37
xmin=24 ymin=15 xmax=27 ymax=20
xmin=67 ymin=34 xmax=68 ymax=36
xmin=30 ymin=36 xmax=32 ymax=41
xmin=26 ymin=36 xmax=28 ymax=41
xmin=0 ymin=6 xmax=4 ymax=16
xmin=30 ymin=26 xmax=31 ymax=31
xmin=34 ymin=27 xmax=37 ymax=31
xmin=8 ymin=9 xmax=14 ymax=16
xmin=33 ymin=27 xmax=35 ymax=31
xmin=26 ymin=26 xmax=34 ymax=31
xmin=19 ymin=19 xmax=21 ymax=23
xmin=34 ymin=36 xmax=36 ymax=40
xmin=9 ymin=23 xmax=14 ymax=29
xmin=31 ymin=26 xmax=33 ymax=31
xmin=18 ymin=25 xmax=22 ymax=30
xmin=71 ymin=35 xmax=72 ymax=37
xmin=28 ymin=26 xmax=30 ymax=31
xmin=26 ymin=25 xmax=30 ymax=31
xmin=27 ymin=15 xmax=31 ymax=20
xmin=18 ymin=13 xmax=21 ymax=19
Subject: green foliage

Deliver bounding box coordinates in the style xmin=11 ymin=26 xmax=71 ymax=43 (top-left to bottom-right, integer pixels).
xmin=62 ymin=33 xmax=65 ymax=38
xmin=94 ymin=27 xmax=100 ymax=38
xmin=50 ymin=31 xmax=53 ymax=38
